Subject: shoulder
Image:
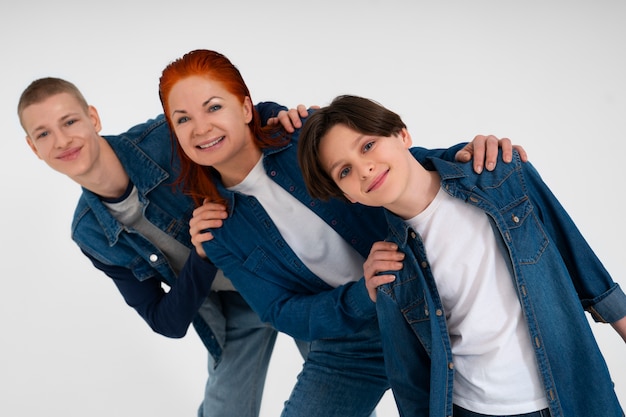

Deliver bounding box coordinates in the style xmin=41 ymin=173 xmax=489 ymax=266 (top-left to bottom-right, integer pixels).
xmin=107 ymin=115 xmax=169 ymax=147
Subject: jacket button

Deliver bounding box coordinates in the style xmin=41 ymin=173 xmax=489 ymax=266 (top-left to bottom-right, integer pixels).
xmin=512 ymin=214 xmax=520 ymax=223
xmin=149 ymin=254 xmax=158 ymax=262
xmin=435 ymin=309 xmax=443 ymax=316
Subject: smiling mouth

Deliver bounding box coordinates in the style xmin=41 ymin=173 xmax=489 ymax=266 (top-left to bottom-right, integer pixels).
xmin=57 ymin=147 xmax=81 ymax=161
xmin=367 ymin=169 xmax=389 ymax=193
xmin=198 ymin=136 xmax=224 ymax=149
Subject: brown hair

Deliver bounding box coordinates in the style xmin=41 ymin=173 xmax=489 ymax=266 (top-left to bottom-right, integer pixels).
xmin=159 ymin=49 xmax=287 ymax=206
xmin=298 ymin=95 xmax=406 ymax=201
xmin=17 ymin=77 xmax=89 ymax=128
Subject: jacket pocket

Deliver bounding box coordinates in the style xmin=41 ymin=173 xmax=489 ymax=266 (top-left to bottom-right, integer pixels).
xmin=501 ymin=198 xmax=548 ymax=265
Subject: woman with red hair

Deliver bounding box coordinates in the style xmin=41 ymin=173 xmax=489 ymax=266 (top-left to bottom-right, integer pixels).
xmin=159 ymin=49 xmax=523 ymax=416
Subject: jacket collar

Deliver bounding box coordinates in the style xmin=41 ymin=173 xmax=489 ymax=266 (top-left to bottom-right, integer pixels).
xmin=79 ymin=135 xmax=170 ymax=245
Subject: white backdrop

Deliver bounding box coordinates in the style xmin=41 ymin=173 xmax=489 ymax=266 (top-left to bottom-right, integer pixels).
xmin=1 ymin=1 xmax=624 ymax=416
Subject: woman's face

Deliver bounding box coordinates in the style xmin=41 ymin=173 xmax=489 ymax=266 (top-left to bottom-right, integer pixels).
xmin=167 ymin=75 xmax=258 ymax=185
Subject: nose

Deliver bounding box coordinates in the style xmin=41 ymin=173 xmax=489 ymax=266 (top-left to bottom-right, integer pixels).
xmin=53 ymin=130 xmax=73 ymax=149
xmin=357 ymin=161 xmax=374 ymax=179
xmin=194 ymin=117 xmax=214 ymax=137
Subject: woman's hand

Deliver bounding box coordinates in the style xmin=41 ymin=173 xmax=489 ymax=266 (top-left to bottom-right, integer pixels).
xmin=189 ymin=200 xmax=228 ymax=258
xmin=267 ymin=104 xmax=318 ymax=132
xmin=455 ymin=134 xmax=529 ymax=173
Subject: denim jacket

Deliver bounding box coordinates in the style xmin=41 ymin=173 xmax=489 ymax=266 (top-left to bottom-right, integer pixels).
xmin=72 ymin=103 xmax=287 ymax=361
xmin=195 ymin=128 xmax=462 ymax=342
xmin=378 ymin=150 xmax=626 ymax=417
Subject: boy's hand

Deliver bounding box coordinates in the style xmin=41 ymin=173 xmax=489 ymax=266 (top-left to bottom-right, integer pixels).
xmin=267 ymin=104 xmax=319 ymax=133
xmin=455 ymin=135 xmax=529 ymax=173
xmin=363 ymin=241 xmax=404 ymax=302
xmin=189 ymin=200 xmax=228 ymax=258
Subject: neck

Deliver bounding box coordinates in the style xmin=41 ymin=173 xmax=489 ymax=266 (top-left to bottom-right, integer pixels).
xmin=74 ymin=137 xmax=130 ymax=199
xmin=387 ymin=162 xmax=441 ymax=220
xmin=216 ymin=139 xmax=263 ymax=188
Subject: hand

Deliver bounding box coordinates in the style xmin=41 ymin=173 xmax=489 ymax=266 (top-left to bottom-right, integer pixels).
xmin=610 ymin=316 xmax=626 ymax=344
xmin=455 ymin=135 xmax=529 ymax=173
xmin=266 ymin=104 xmax=319 ymax=133
xmin=189 ymin=200 xmax=228 ymax=258
xmin=362 ymin=241 xmax=404 ymax=302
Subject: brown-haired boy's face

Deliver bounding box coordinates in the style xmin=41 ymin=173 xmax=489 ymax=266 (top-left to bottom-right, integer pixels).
xmin=22 ymin=92 xmax=103 ymax=180
xmin=319 ymin=123 xmax=413 ymax=208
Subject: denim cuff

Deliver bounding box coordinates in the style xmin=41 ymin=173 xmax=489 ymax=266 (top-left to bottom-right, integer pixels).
xmin=587 ymin=283 xmax=626 ymax=323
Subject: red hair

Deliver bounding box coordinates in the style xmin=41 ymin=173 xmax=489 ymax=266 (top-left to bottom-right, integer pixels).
xmin=159 ymin=49 xmax=287 ymax=206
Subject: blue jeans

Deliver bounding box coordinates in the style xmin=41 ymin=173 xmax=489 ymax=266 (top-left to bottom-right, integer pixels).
xmin=281 ymin=319 xmax=388 ymax=417
xmin=452 ymin=405 xmax=552 ymax=417
xmin=198 ymin=291 xmax=309 ymax=417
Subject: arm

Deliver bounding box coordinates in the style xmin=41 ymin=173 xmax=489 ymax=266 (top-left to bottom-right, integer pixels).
xmin=204 ymin=238 xmax=376 ymax=342
xmin=83 ymin=249 xmax=217 ymax=338
xmin=254 ymin=101 xmax=286 ymax=126
xmin=266 ymin=104 xmax=318 ymax=133
xmin=256 ymin=102 xmax=313 ymax=132
xmin=411 ymin=136 xmax=528 ymax=173
xmin=522 ymin=160 xmax=626 ymax=328
xmin=412 ymin=134 xmax=529 ymax=173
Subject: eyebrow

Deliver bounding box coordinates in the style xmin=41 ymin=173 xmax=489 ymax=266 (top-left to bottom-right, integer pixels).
xmin=171 ymin=95 xmax=223 ymax=117
xmin=29 ymin=113 xmax=79 ymax=136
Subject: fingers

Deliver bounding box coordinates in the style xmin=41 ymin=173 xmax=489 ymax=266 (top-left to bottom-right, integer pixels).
xmin=189 ymin=202 xmax=227 ymax=258
xmin=459 ymin=136 xmax=486 ymax=174
xmin=513 ymin=144 xmax=528 ymax=162
xmin=268 ymin=109 xmax=298 ymax=133
xmin=297 ymin=104 xmax=308 ymax=118
xmin=479 ymin=135 xmax=501 ymax=171
xmin=495 ymin=137 xmax=513 ymax=163
xmin=366 ymin=274 xmax=396 ymax=302
xmin=191 ymin=232 xmax=211 ymax=259
xmin=269 ymin=105 xmax=315 ymax=133
xmin=363 ymin=241 xmax=404 ymax=302
xmin=363 ymin=242 xmax=404 ymax=275
xmin=276 ymin=110 xmax=296 ymax=133
xmin=458 ymin=134 xmax=517 ymax=174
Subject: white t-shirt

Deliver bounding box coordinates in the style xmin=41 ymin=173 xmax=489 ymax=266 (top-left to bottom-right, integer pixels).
xmin=104 ymin=183 xmax=234 ymax=291
xmin=228 ymin=156 xmax=365 ymax=287
xmin=405 ymin=187 xmax=548 ymax=415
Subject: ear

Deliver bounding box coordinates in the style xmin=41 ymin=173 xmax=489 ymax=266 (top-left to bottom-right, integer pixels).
xmin=87 ymin=105 xmax=102 ymax=133
xmin=243 ymin=96 xmax=253 ymax=124
xmin=399 ymin=128 xmax=413 ymax=149
xmin=25 ymin=135 xmax=42 ymax=160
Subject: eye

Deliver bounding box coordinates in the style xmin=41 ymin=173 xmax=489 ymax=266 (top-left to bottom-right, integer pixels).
xmin=176 ymin=116 xmax=190 ymax=125
xmin=36 ymin=131 xmax=49 ymax=140
xmin=339 ymin=166 xmax=351 ymax=179
xmin=65 ymin=118 xmax=78 ymax=127
xmin=363 ymin=141 xmax=375 ymax=152
xmin=208 ymin=104 xmax=222 ymax=112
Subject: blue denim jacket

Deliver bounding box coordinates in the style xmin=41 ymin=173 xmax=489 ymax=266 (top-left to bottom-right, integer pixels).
xmin=196 ymin=129 xmax=462 ymax=342
xmin=72 ymin=103 xmax=287 ymax=361
xmin=377 ymin=150 xmax=626 ymax=417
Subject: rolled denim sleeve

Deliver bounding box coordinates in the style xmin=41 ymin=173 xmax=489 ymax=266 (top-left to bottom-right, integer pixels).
xmin=586 ymin=283 xmax=626 ymax=323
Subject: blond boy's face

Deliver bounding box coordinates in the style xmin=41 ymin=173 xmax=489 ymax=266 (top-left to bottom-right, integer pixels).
xmin=319 ymin=123 xmax=413 ymax=208
xmin=21 ymin=92 xmax=103 ymax=180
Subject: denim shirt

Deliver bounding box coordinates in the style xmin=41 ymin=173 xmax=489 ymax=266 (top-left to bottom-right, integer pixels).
xmin=378 ymin=151 xmax=626 ymax=417
xmin=71 ymin=103 xmax=287 ymax=361
xmin=196 ymin=128 xmax=463 ymax=342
